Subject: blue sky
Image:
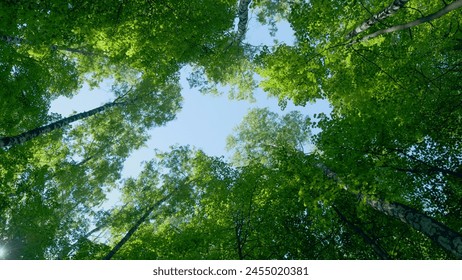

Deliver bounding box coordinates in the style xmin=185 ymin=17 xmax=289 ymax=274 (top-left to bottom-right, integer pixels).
xmin=50 ymin=18 xmax=331 ymax=180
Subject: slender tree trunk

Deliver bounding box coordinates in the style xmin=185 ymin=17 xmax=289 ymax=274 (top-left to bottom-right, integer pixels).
xmin=103 ymin=195 xmax=171 ymax=260
xmin=352 ymin=0 xmax=462 ymax=44
xmin=0 ymin=101 xmax=122 ymax=149
xmin=332 ymin=206 xmax=391 ymax=260
xmin=235 ymin=219 xmax=245 ymax=260
xmin=361 ymin=195 xmax=462 ymax=259
xmin=58 ymin=202 xmax=131 ymax=260
xmin=346 ymin=0 xmax=410 ymax=39
xmin=236 ymin=0 xmax=252 ymax=42
xmin=316 ymin=162 xmax=462 ymax=258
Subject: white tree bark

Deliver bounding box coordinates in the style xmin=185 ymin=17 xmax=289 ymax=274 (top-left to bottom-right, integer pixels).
xmin=316 ymin=162 xmax=462 ymax=258
xmin=352 ymin=0 xmax=462 ymax=44
xmin=346 ymin=0 xmax=410 ymax=39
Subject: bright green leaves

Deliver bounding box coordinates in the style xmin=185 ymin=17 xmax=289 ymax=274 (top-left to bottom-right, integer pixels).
xmin=256 ymin=0 xmax=462 ymax=110
xmin=227 ymin=107 xmax=311 ymax=165
xmin=251 ymin=0 xmax=295 ymax=34
xmin=1 ymin=0 xmax=240 ymax=260
xmin=100 ymin=144 xmax=326 ymax=259
xmin=0 ymin=72 xmax=183 ymax=259
xmin=0 ymin=44 xmax=80 ymax=136
xmin=257 ymin=45 xmax=325 ymax=105
xmin=255 ymin=0 xmax=462 ymax=196
xmin=1 ymin=0 xmax=460 ymax=261
xmin=188 ymin=36 xmax=261 ymax=101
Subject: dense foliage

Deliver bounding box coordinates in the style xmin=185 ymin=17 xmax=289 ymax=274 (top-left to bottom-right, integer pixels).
xmin=0 ymin=0 xmax=461 ymax=259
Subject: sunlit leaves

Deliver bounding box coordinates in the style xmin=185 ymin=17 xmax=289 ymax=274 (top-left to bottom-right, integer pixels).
xmin=1 ymin=0 xmax=461 ymax=260
xmin=227 ymin=107 xmax=311 ymax=165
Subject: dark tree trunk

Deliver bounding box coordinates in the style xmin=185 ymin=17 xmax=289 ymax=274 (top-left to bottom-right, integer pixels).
xmin=103 ymin=195 xmax=170 ymax=260
xmin=0 ymin=101 xmax=122 ymax=149
xmin=332 ymin=206 xmax=391 ymax=260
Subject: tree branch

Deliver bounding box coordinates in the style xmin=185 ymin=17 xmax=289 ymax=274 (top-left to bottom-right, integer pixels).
xmin=346 ymin=0 xmax=410 ymax=39
xmin=352 ymin=0 xmax=462 ymax=44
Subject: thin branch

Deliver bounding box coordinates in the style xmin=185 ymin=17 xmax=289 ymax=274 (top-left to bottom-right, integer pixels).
xmin=351 ymin=48 xmax=409 ymax=93
xmin=392 ymin=148 xmax=462 ymax=180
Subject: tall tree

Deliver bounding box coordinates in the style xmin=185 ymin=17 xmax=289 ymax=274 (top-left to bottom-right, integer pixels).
xmin=256 ymin=0 xmax=462 ymax=106
xmin=103 ymin=194 xmax=171 ymax=260
xmin=227 ymin=108 xmax=461 ymax=259
xmin=252 ymin=0 xmax=462 ymax=257
xmin=0 ymin=0 xmax=244 ymax=259
xmin=0 ymin=75 xmax=182 ymax=149
xmin=100 ymin=146 xmax=334 ymax=260
xmin=332 ymin=206 xmax=391 ymax=260
xmin=0 ymin=0 xmax=242 ymax=141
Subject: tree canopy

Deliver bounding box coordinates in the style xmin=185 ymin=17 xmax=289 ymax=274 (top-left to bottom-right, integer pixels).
xmin=0 ymin=0 xmax=461 ymax=260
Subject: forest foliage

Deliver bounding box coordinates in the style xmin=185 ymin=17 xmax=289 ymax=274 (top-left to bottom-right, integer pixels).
xmin=0 ymin=0 xmax=461 ymax=259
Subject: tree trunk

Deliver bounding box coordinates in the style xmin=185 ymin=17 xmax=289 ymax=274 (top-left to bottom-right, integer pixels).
xmin=346 ymin=0 xmax=410 ymax=39
xmin=234 ymin=218 xmax=245 ymax=260
xmin=0 ymin=101 xmax=122 ymax=149
xmin=351 ymin=0 xmax=462 ymax=44
xmin=332 ymin=206 xmax=391 ymax=260
xmin=361 ymin=195 xmax=462 ymax=259
xmin=102 ymin=195 xmax=170 ymax=260
xmin=316 ymin=162 xmax=462 ymax=258
xmin=236 ymin=0 xmax=252 ymax=42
